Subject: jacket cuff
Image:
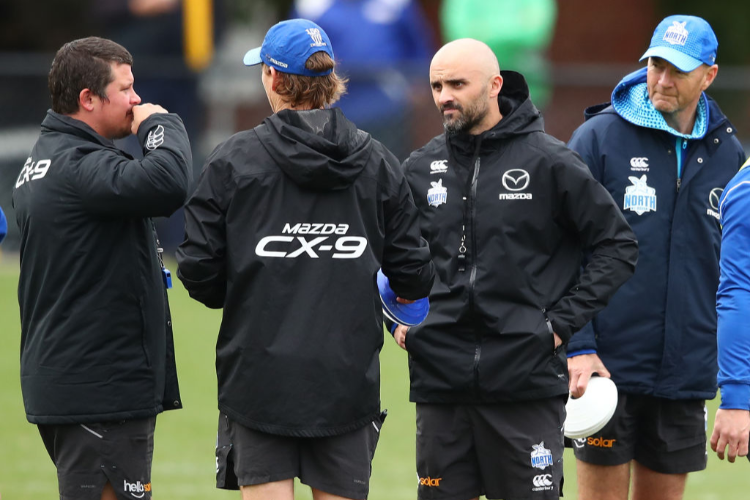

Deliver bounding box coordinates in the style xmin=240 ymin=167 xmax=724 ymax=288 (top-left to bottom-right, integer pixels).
xmin=720 ymin=383 xmax=750 ymax=410
xmin=567 ymin=349 xmax=597 ymax=358
xmin=384 ymin=318 xmax=397 ymax=336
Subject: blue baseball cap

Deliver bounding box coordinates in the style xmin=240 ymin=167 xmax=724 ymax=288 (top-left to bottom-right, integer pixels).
xmin=243 ymin=19 xmax=334 ymax=77
xmin=639 ymin=15 xmax=718 ymax=72
xmin=377 ymin=269 xmax=430 ymax=327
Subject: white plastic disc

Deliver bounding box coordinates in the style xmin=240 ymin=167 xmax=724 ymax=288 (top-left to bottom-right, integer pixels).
xmin=564 ymin=376 xmax=618 ymax=439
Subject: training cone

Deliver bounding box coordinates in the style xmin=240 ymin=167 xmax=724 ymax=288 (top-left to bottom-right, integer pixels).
xmin=377 ymin=269 xmax=429 ymax=327
xmin=564 ymin=376 xmax=618 ymax=439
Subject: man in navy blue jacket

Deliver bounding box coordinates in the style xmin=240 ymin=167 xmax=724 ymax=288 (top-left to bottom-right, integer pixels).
xmin=567 ymin=15 xmax=745 ymax=500
xmin=712 ymin=156 xmax=750 ymax=464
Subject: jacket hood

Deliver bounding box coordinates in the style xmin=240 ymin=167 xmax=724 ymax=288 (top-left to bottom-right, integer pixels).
xmin=447 ymin=71 xmax=544 ymax=160
xmin=256 ymin=108 xmax=372 ymax=191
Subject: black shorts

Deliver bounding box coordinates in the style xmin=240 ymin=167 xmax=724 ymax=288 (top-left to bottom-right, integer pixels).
xmin=416 ymin=398 xmax=565 ymax=500
xmin=216 ymin=411 xmax=385 ymax=499
xmin=571 ymin=393 xmax=707 ymax=474
xmin=38 ymin=417 xmax=156 ymax=500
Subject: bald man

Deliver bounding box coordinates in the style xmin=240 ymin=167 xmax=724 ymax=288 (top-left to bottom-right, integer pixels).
xmin=386 ymin=39 xmax=638 ymax=500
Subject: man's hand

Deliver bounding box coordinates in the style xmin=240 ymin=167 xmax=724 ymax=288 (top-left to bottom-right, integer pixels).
xmin=711 ymin=408 xmax=750 ymax=462
xmin=131 ymin=103 xmax=168 ymax=135
xmin=553 ymin=332 xmax=562 ymax=349
xmin=393 ymin=324 xmax=409 ymax=350
xmin=568 ymin=353 xmax=610 ymax=398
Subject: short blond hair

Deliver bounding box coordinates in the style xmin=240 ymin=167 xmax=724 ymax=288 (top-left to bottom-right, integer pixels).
xmin=265 ymin=52 xmax=347 ymax=108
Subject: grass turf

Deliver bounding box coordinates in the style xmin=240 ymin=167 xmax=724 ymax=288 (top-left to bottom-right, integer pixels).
xmin=0 ymin=254 xmax=745 ymax=499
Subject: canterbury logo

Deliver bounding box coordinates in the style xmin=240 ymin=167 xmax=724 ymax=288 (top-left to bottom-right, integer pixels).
xmin=146 ymin=125 xmax=165 ymax=150
xmin=533 ymin=474 xmax=553 ymax=487
xmin=430 ymin=160 xmax=448 ymax=174
xmin=630 ymin=157 xmax=649 ymax=168
xmin=419 ymin=476 xmax=442 ymax=487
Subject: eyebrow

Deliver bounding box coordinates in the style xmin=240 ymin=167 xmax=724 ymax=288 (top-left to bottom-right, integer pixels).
xmin=431 ymin=78 xmax=467 ymax=87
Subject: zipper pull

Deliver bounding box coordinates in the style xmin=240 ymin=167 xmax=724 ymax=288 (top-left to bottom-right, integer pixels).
xmin=676 ymin=177 xmax=681 ymax=192
xmin=458 ymin=227 xmax=467 ymax=272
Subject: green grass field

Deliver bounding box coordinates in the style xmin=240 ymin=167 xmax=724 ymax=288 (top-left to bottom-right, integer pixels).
xmin=0 ymin=254 xmax=746 ymax=499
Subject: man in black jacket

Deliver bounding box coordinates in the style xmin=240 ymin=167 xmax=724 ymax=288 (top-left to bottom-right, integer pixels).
xmin=390 ymin=39 xmax=638 ymax=500
xmin=13 ymin=37 xmax=191 ymax=500
xmin=176 ymin=19 xmax=434 ymax=500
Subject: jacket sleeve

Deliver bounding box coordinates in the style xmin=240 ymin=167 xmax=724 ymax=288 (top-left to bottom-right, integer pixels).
xmin=72 ymin=114 xmax=191 ymax=217
xmin=380 ymin=154 xmax=435 ymax=301
xmin=716 ymin=167 xmax=750 ymax=411
xmin=565 ymin=126 xmax=604 ymax=353
xmin=546 ymin=148 xmax=638 ymax=344
xmin=175 ymin=145 xmax=232 ymax=309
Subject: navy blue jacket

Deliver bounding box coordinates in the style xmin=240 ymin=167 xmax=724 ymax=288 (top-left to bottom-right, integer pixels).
xmin=568 ymin=69 xmax=745 ymax=399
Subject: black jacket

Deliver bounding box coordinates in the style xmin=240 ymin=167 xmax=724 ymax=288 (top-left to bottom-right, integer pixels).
xmin=177 ymin=108 xmax=434 ymax=437
xmin=402 ymin=72 xmax=638 ymax=403
xmin=13 ymin=110 xmax=191 ymax=424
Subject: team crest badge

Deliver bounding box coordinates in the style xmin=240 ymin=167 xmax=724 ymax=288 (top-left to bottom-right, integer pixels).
xmin=427 ymin=179 xmax=447 ymax=207
xmin=663 ymin=21 xmax=689 ymax=46
xmin=624 ymin=175 xmax=657 ymax=215
xmin=531 ymin=442 xmax=553 ymax=470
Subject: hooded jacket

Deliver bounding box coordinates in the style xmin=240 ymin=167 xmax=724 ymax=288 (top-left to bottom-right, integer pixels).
xmin=401 ymin=71 xmax=638 ymax=403
xmin=13 ymin=110 xmax=191 ymax=424
xmin=177 ymin=108 xmax=434 ymax=437
xmin=568 ymin=67 xmax=746 ymax=399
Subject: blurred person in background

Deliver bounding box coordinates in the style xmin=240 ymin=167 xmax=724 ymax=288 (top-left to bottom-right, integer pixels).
xmin=12 ymin=37 xmax=191 ymax=500
xmin=93 ymin=0 xmax=223 ymax=250
xmin=389 ymin=38 xmax=637 ymax=500
xmin=440 ymin=0 xmax=557 ymax=109
xmin=567 ymin=15 xmax=745 ymax=500
xmin=177 ymin=19 xmax=434 ymax=500
xmin=291 ymin=0 xmax=436 ymax=160
xmin=712 ymin=155 xmax=750 ymax=464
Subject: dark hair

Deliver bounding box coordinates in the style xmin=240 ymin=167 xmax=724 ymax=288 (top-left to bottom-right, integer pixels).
xmin=48 ymin=37 xmax=134 ymax=114
xmin=266 ymin=52 xmax=347 ymax=108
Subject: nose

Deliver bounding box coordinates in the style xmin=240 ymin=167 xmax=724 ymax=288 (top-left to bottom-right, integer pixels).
xmin=437 ymin=87 xmax=453 ymax=107
xmin=658 ymin=69 xmax=673 ymax=87
xmin=131 ymin=89 xmax=142 ymax=105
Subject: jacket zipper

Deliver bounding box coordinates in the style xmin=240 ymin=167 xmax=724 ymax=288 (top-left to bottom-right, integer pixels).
xmin=675 ymin=138 xmax=687 ymax=192
xmin=470 ymin=156 xmax=481 ymax=394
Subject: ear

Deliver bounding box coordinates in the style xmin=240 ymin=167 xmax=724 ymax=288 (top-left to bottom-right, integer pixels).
xmin=701 ymin=64 xmax=719 ymax=91
xmin=489 ymin=75 xmax=503 ymax=99
xmin=270 ymin=66 xmax=282 ymax=92
xmin=78 ymin=88 xmax=96 ymax=112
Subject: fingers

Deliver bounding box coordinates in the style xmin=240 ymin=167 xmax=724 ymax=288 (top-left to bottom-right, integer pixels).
xmin=596 ymin=364 xmax=611 ymax=378
xmin=393 ymin=325 xmax=408 ymax=351
xmin=573 ymin=370 xmax=591 ymax=399
xmin=740 ymin=433 xmax=749 ymax=459
xmin=710 ymin=427 xmax=720 ymax=453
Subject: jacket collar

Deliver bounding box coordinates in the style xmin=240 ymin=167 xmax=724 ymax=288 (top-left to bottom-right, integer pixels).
xmin=42 ymin=110 xmax=116 ymax=148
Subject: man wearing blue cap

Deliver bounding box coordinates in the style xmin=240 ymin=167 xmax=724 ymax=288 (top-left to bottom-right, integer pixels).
xmin=177 ymin=18 xmax=434 ymax=500
xmin=567 ymin=15 xmax=746 ymax=499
